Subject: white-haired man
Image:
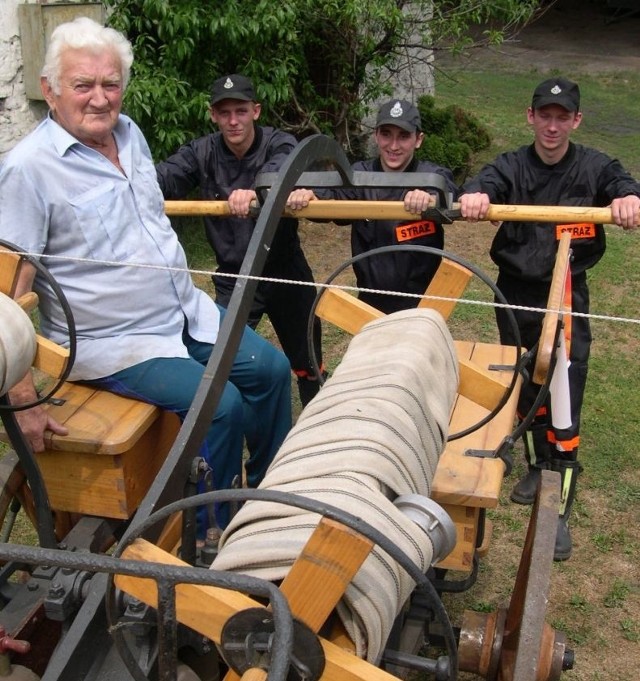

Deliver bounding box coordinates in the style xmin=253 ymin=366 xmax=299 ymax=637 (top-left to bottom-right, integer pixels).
xmin=0 ymin=17 xmax=292 ymax=529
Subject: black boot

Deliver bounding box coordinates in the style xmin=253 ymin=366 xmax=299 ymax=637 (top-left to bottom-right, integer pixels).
xmin=549 ymin=457 xmax=581 ymax=562
xmin=510 ymin=424 xmax=550 ymax=505
xmin=297 ymin=371 xmax=327 ymax=408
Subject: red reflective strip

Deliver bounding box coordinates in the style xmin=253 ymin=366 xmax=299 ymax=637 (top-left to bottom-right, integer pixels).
xmin=517 ymin=405 xmax=548 ymax=421
xmin=555 ymin=223 xmax=596 ymax=240
xmin=548 ymin=433 xmax=580 ymax=452
xmin=395 ymin=220 xmax=437 ymax=242
xmin=294 ymin=365 xmax=325 ymax=378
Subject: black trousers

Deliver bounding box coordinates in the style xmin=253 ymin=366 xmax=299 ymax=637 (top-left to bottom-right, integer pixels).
xmin=494 ymin=271 xmax=591 ymax=461
xmin=214 ymin=248 xmax=323 ymax=377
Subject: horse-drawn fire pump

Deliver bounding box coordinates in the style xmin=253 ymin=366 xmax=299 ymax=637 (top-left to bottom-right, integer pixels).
xmin=0 ymin=135 xmax=610 ymax=681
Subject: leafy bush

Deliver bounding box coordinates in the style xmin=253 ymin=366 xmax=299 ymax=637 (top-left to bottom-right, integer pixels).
xmin=415 ymin=95 xmax=492 ymax=183
xmin=105 ymin=0 xmax=538 ymax=161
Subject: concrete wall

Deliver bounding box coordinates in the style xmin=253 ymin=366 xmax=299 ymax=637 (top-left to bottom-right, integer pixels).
xmin=0 ymin=0 xmax=47 ymax=159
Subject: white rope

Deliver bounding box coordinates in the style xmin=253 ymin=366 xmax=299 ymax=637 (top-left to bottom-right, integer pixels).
xmin=20 ymin=250 xmax=640 ymax=326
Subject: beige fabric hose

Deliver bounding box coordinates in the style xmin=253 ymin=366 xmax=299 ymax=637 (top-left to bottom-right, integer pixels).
xmin=212 ymin=308 xmax=459 ymax=662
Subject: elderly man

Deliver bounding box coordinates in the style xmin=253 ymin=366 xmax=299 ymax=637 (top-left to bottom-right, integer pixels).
xmin=0 ymin=17 xmax=291 ymax=529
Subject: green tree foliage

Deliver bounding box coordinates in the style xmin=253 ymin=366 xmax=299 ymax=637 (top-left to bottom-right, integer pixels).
xmin=416 ymin=94 xmax=492 ymax=183
xmin=105 ymin=0 xmax=545 ymax=160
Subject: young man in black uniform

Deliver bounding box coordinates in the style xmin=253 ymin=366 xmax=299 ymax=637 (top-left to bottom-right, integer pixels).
xmin=459 ymin=77 xmax=640 ymax=561
xmin=157 ymin=74 xmax=323 ymax=406
xmin=288 ymin=99 xmax=457 ymax=313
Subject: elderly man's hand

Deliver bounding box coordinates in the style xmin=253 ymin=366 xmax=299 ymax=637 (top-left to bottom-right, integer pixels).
xmin=9 ymin=375 xmax=68 ymax=452
xmin=13 ymin=406 xmax=68 ymax=453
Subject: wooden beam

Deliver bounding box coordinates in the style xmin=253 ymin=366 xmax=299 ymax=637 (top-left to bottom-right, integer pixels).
xmin=33 ymin=334 xmax=69 ymax=379
xmin=418 ymin=259 xmax=472 ymax=320
xmin=164 ymin=200 xmax=631 ymax=226
xmin=533 ymin=233 xmax=571 ymax=384
xmin=277 ymin=517 xmax=373 ymax=632
xmin=16 ymin=292 xmax=39 ymax=313
xmin=315 ymin=288 xmax=510 ymax=411
xmin=457 ymin=355 xmax=509 ymax=412
xmin=315 ymin=288 xmax=384 ymax=335
xmin=0 ymin=250 xmax=21 ymax=297
xmin=117 ymin=538 xmax=401 ymax=681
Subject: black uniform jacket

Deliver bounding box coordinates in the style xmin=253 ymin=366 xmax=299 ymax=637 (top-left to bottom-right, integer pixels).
xmin=333 ymin=157 xmax=458 ymax=298
xmin=157 ymin=126 xmax=300 ymax=274
xmin=462 ymin=143 xmax=640 ymax=282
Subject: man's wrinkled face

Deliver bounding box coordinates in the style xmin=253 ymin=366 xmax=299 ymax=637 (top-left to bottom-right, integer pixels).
xmin=375 ymin=125 xmax=424 ymax=172
xmin=42 ymin=47 xmax=123 ymax=148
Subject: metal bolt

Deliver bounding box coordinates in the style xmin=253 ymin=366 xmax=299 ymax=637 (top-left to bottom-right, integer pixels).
xmin=48 ymin=582 xmax=65 ymax=599
xmin=128 ymin=598 xmax=145 ymax=614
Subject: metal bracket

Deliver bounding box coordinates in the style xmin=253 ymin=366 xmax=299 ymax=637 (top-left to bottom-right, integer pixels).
xmin=255 ymin=168 xmax=454 ymax=209
xmin=488 ymin=364 xmax=516 ymax=372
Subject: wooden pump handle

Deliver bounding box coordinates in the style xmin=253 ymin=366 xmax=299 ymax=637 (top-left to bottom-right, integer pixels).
xmin=164 ymin=200 xmax=629 ymax=225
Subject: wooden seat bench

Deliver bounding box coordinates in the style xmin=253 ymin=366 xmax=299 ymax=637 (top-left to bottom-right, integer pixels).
xmin=314 ymin=260 xmax=523 ymax=573
xmin=432 ymin=340 xmax=520 ymax=571
xmin=31 ymin=385 xmax=179 ymax=519
xmin=0 ymin=248 xmax=180 ymax=526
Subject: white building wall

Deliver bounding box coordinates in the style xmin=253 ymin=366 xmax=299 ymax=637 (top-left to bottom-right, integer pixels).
xmin=0 ymin=0 xmax=47 ymax=159
xmin=362 ymin=3 xmax=435 ymax=152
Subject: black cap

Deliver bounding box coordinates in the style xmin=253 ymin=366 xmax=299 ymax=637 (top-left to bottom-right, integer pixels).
xmin=375 ymin=99 xmax=422 ymax=133
xmin=210 ymin=74 xmax=256 ymax=105
xmin=531 ymin=77 xmax=580 ymax=112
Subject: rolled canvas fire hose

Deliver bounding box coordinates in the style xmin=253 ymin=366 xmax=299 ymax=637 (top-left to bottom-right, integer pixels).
xmin=212 ymin=309 xmax=459 ymax=663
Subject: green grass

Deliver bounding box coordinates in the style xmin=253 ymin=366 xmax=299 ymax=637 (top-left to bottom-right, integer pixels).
xmin=434 ymin=68 xmax=640 ymax=179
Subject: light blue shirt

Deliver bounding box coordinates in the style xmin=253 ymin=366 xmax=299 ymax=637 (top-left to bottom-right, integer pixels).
xmin=0 ymin=114 xmax=220 ymax=380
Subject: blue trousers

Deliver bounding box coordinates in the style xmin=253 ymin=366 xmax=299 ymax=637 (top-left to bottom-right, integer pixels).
xmin=84 ymin=309 xmax=291 ymax=527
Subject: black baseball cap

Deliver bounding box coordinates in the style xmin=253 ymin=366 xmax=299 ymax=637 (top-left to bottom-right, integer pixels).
xmin=375 ymin=99 xmax=422 ymax=133
xmin=531 ymin=77 xmax=580 ymax=112
xmin=210 ymin=74 xmax=256 ymax=105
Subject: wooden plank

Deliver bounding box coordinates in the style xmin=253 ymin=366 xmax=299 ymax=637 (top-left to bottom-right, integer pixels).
xmin=223 ymin=518 xmax=374 ymax=681
xmin=315 ymin=290 xmax=510 ymax=411
xmin=315 ymin=288 xmax=384 ymax=335
xmin=42 ymin=383 xmax=159 ymax=455
xmin=15 ymin=291 xmax=38 ymax=313
xmin=117 ymin=539 xmax=401 ymax=681
xmin=33 ymin=334 xmax=70 ymax=378
xmin=156 ymin=511 xmax=184 ymax=555
xmin=277 ymin=517 xmax=373 ymax=632
xmin=533 ymin=232 xmax=571 ymax=384
xmin=431 ymin=342 xmax=520 ymax=510
xmin=0 ymin=251 xmax=21 ymax=297
xmin=315 ymin=261 xmax=471 ymax=332
xmin=457 ymin=355 xmax=509 ymax=412
xmin=419 ymin=259 xmax=472 ymax=320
